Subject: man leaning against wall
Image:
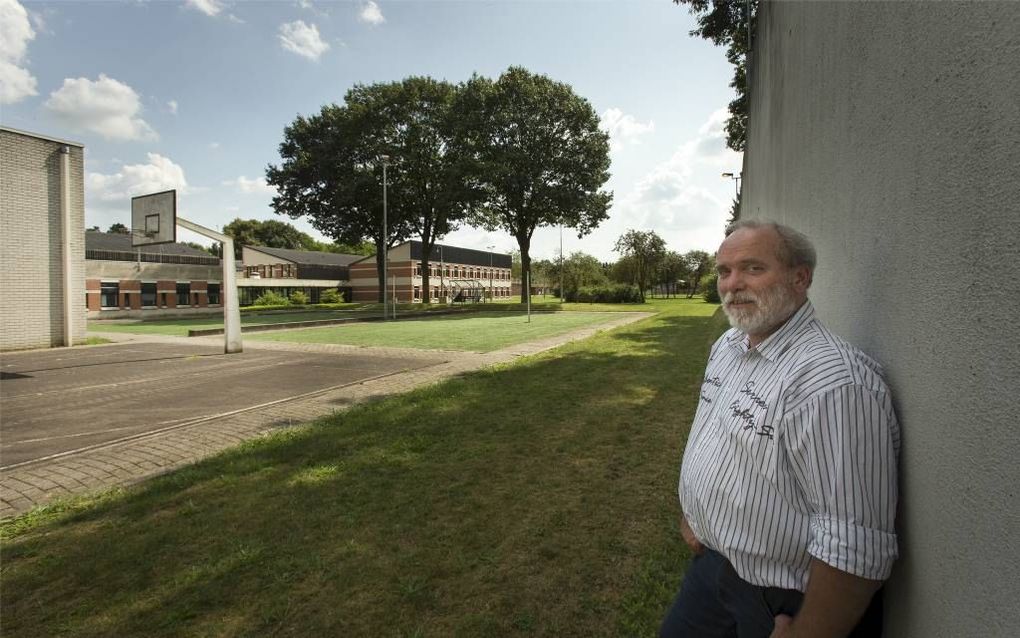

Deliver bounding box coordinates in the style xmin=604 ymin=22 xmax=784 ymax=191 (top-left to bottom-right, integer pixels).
xmin=660 ymin=220 xmax=900 ymax=638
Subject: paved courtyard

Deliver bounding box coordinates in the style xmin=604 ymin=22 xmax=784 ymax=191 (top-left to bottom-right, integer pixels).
xmin=0 ymin=312 xmax=650 ymax=519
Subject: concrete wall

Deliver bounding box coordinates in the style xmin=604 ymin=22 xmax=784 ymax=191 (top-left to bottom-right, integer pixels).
xmin=0 ymin=128 xmax=87 ymax=350
xmin=742 ymin=2 xmax=1020 ymax=636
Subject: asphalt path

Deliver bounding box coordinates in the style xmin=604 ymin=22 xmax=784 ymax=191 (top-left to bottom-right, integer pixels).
xmin=0 ymin=342 xmax=444 ymax=468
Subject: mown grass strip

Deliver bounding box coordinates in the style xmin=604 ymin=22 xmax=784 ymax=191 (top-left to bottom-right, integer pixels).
xmin=3 ymin=298 xmax=726 ymax=638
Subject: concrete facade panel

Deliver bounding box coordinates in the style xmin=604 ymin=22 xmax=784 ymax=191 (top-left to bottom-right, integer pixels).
xmin=743 ymin=3 xmax=1020 ymax=635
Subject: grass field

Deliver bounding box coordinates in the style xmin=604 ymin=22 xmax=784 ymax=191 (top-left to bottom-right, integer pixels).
xmin=2 ymin=298 xmax=725 ymax=638
xmin=250 ymin=311 xmax=634 ymax=352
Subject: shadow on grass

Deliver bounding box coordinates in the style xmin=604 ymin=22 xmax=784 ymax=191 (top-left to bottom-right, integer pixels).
xmin=1 ymin=309 xmax=727 ymax=638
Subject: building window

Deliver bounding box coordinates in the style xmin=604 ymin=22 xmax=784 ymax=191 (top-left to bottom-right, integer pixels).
xmin=142 ymin=283 xmax=157 ymax=307
xmin=415 ymin=264 xmax=421 ymax=277
xmin=208 ymin=283 xmax=221 ymax=305
xmin=176 ymin=283 xmax=190 ymax=306
xmin=414 ymin=286 xmax=420 ymax=300
xmin=100 ymin=282 xmax=119 ymax=308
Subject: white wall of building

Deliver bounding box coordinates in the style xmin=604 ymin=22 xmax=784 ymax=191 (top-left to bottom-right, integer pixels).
xmin=742 ymin=3 xmax=1019 ymax=635
xmin=1 ymin=128 xmax=86 ymax=350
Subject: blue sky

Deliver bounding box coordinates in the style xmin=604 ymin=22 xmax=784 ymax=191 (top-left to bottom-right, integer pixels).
xmin=1 ymin=0 xmax=742 ymax=261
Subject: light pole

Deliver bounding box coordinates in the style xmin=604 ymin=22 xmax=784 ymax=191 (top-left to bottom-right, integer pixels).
xmin=722 ymin=171 xmax=741 ymax=199
xmin=380 ymin=155 xmax=389 ymax=321
xmin=559 ymin=224 xmax=564 ymax=303
xmin=487 ymin=244 xmax=495 ymax=302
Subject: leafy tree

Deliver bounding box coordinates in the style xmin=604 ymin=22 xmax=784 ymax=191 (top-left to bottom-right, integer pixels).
xmin=609 ymin=254 xmax=637 ymax=286
xmin=183 ymin=241 xmax=218 ymax=256
xmin=222 ymin=218 xmax=319 ymax=259
xmin=656 ymin=250 xmax=690 ymax=298
xmin=107 ymin=222 xmax=129 ymax=234
xmin=455 ymin=67 xmax=612 ymax=303
xmin=531 ymin=259 xmax=557 ymax=296
xmin=561 ymin=251 xmax=609 ymax=301
xmin=268 ymin=77 xmax=475 ymax=303
xmin=613 ymin=229 xmax=666 ymax=302
xmin=267 ymin=99 xmax=415 ymax=302
xmin=682 ymin=250 xmax=715 ymax=298
xmin=673 ymin=0 xmax=758 ymax=151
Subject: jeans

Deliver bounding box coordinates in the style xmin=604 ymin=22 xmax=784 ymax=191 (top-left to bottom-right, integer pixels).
xmin=659 ymin=549 xmax=883 ymax=638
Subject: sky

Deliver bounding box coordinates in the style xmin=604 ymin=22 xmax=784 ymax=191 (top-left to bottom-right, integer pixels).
xmin=1 ymin=0 xmax=742 ymax=262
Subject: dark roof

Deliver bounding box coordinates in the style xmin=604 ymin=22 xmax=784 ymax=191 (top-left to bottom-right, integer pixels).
xmin=85 ymin=230 xmax=213 ymax=257
xmin=353 ymin=241 xmax=511 ymax=269
xmin=244 ymin=245 xmax=366 ymax=267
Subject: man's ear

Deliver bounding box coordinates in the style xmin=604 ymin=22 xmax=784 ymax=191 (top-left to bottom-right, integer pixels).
xmin=791 ymin=265 xmax=812 ymax=293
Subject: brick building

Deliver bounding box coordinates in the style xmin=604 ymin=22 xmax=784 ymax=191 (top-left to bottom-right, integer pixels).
xmin=0 ymin=127 xmax=87 ymax=350
xmin=349 ymin=241 xmax=512 ymax=303
xmin=239 ymin=245 xmax=363 ymax=304
xmin=85 ymin=231 xmax=223 ymax=318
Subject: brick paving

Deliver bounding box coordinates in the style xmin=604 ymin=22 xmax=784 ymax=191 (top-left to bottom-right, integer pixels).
xmin=0 ymin=312 xmax=650 ymax=519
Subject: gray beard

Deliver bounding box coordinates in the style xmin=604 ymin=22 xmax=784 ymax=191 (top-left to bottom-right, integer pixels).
xmin=721 ymin=281 xmax=801 ymax=338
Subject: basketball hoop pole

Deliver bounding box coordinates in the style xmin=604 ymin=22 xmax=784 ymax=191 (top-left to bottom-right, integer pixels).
xmin=176 ymin=217 xmax=242 ymax=354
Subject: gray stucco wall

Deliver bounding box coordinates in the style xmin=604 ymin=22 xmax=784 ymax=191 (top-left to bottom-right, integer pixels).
xmin=741 ymin=3 xmax=1019 ymax=636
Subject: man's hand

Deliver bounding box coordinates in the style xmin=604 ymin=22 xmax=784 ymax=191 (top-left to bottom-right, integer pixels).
xmin=769 ymin=614 xmax=794 ymax=637
xmin=767 ymin=559 xmax=882 ymax=638
xmin=680 ymin=513 xmax=704 ymax=555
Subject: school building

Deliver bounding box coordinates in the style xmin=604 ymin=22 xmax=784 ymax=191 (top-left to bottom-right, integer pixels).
xmin=349 ymin=241 xmax=512 ymax=303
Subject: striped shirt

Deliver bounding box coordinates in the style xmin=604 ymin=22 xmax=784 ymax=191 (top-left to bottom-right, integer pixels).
xmin=679 ymin=301 xmax=900 ymax=591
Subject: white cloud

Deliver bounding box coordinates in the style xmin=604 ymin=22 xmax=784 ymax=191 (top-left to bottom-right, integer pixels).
xmin=87 ymin=153 xmax=188 ymax=202
xmin=44 ymin=74 xmax=158 ymax=141
xmin=186 ymin=0 xmax=223 ymax=17
xmin=167 ymin=99 xmax=178 ymax=115
xmin=208 ymin=142 xmax=220 ymax=149
xmin=0 ymin=0 xmax=38 ymax=105
xmin=599 ymin=108 xmax=654 ymax=152
xmin=359 ymin=1 xmax=385 ymax=25
xmin=223 ymin=175 xmax=278 ymax=196
xmin=278 ymin=20 xmax=329 ymax=61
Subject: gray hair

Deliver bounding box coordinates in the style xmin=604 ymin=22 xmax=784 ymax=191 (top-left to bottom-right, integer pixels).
xmin=725 ymin=219 xmax=817 ymax=272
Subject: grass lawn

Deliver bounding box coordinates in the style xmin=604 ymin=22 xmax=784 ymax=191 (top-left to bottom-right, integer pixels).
xmin=249 ymin=311 xmax=640 ymax=352
xmin=2 ymin=297 xmax=725 ymax=638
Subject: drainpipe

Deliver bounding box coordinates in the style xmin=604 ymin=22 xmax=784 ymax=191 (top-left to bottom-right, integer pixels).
xmin=60 ymin=145 xmax=73 ymax=346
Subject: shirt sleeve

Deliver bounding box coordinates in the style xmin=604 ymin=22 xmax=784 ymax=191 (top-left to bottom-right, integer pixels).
xmin=782 ymin=383 xmax=900 ymax=580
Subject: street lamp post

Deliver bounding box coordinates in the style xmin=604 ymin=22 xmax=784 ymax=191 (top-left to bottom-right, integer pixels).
xmin=722 ymin=171 xmax=741 ymax=199
xmin=381 ymin=155 xmax=389 ymax=321
xmin=487 ymin=244 xmax=495 ymax=302
xmin=559 ymin=224 xmax=564 ymax=303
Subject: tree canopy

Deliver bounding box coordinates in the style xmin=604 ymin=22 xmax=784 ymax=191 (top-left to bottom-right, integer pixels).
xmin=267 ymin=77 xmax=475 ymax=302
xmin=455 ymin=67 xmax=613 ymax=303
xmin=673 ymin=0 xmax=758 ymax=152
xmin=613 ymin=229 xmax=667 ymax=302
xmin=222 ymin=218 xmax=371 ymax=260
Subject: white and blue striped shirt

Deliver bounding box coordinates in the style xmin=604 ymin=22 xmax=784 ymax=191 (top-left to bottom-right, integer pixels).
xmin=679 ymin=301 xmax=900 ymax=591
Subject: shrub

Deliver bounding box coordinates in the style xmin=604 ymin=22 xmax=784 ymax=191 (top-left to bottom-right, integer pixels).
xmin=319 ymin=288 xmax=342 ymax=304
xmin=701 ymin=273 xmax=721 ymax=303
xmin=253 ymin=291 xmax=288 ymax=307
xmin=571 ymin=283 xmax=643 ymax=304
xmin=288 ymin=290 xmax=310 ymax=305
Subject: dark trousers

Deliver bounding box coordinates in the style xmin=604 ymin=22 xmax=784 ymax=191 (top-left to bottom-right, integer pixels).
xmin=659 ymin=549 xmax=883 ymax=638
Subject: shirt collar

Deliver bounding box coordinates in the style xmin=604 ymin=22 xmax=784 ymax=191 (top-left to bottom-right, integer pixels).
xmin=726 ymin=300 xmax=816 ymax=361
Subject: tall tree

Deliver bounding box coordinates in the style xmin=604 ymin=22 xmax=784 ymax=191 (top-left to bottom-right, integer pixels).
xmin=222 ymin=218 xmax=320 ymax=259
xmin=357 ymin=77 xmax=476 ymax=303
xmin=657 ymin=250 xmax=690 ymax=298
xmin=682 ymin=250 xmax=715 ymax=298
xmin=673 ymin=0 xmax=757 ymax=151
xmin=613 ymin=229 xmax=667 ymax=303
xmin=267 ymin=100 xmax=415 ymax=302
xmin=561 ymin=251 xmax=609 ymax=300
xmin=107 ymin=222 xmax=129 ymax=234
xmin=455 ymin=67 xmax=613 ymax=303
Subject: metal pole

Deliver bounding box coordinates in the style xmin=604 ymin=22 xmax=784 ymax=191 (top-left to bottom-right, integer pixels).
xmin=526 ymin=271 xmax=531 ymax=323
xmin=559 ymin=224 xmax=564 ymax=303
xmin=176 ymin=217 xmax=242 ymax=354
xmin=382 ymin=160 xmax=388 ymax=321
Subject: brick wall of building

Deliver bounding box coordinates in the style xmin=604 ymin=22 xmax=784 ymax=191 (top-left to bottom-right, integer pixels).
xmin=0 ymin=128 xmax=86 ymax=350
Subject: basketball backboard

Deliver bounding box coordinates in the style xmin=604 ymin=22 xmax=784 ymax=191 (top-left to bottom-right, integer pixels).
xmin=131 ymin=190 xmax=177 ymax=247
